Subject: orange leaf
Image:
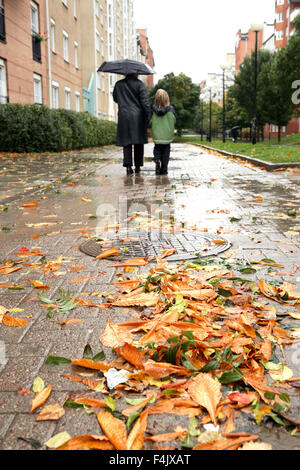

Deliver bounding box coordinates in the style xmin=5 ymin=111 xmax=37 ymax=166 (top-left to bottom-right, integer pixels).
xmin=72 ymin=397 xmax=107 ymax=410
xmin=56 ymin=434 xmax=113 ymax=450
xmin=260 ymin=340 xmax=272 ymax=362
xmin=127 ymin=409 xmax=148 ymax=450
xmin=97 ymin=411 xmax=127 ymax=450
xmin=94 ymin=248 xmax=120 ymax=260
xmin=145 ymin=428 xmax=188 ymax=443
xmin=61 ymin=374 xmax=103 ymax=390
xmin=112 ymin=257 xmax=149 ymax=267
xmin=30 ymin=385 xmax=53 ymax=413
xmin=27 ymin=279 xmax=50 ymax=290
xmin=112 ymin=292 xmax=159 ymax=307
xmin=36 ymin=403 xmax=65 ymax=421
xmin=0 ymin=266 xmax=23 ymax=275
xmin=100 ymin=319 xmax=133 ymax=348
xmin=115 ymin=343 xmax=144 ymax=368
xmin=160 ymin=249 xmax=177 ymax=259
xmin=57 ymin=319 xmax=83 ymax=326
xmin=3 ymin=315 xmax=28 ymax=327
xmin=71 ymin=359 xmax=112 ymax=371
xmin=71 ymin=274 xmax=99 ymax=283
xmin=228 ymin=392 xmax=256 ymax=406
xmin=20 ymin=201 xmax=39 ymax=208
xmin=143 ymin=360 xmax=191 ymax=379
xmin=188 ymin=374 xmax=222 ymax=426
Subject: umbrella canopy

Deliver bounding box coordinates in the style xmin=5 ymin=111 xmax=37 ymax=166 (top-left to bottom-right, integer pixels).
xmin=231 ymin=126 xmax=241 ymax=131
xmin=98 ymin=59 xmax=154 ymax=76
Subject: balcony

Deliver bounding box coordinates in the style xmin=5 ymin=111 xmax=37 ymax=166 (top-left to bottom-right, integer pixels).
xmin=32 ymin=34 xmax=42 ymax=63
xmin=0 ymin=6 xmax=5 ymax=42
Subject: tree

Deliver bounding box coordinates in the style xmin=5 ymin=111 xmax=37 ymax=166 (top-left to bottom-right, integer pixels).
xmin=194 ymin=101 xmax=222 ymax=136
xmin=260 ymin=50 xmax=294 ymax=142
xmin=148 ymin=73 xmax=200 ymax=136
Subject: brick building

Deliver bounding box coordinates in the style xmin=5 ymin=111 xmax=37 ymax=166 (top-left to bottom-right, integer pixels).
xmin=275 ymin=0 xmax=300 ymax=48
xmin=48 ymin=0 xmax=82 ymax=111
xmin=0 ymin=0 xmax=49 ymax=106
xmin=0 ymin=0 xmax=154 ymax=122
xmin=136 ymin=28 xmax=155 ymax=88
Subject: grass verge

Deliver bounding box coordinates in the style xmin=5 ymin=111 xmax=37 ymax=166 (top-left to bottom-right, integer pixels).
xmin=174 ymin=135 xmax=300 ymax=164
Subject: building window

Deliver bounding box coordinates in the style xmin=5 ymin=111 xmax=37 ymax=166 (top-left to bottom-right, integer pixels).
xmin=63 ymin=30 xmax=69 ymax=62
xmin=100 ymin=6 xmax=103 ymax=25
xmin=95 ymin=0 xmax=99 ymax=17
xmin=101 ymin=38 xmax=104 ymax=56
xmin=52 ymin=82 xmax=59 ymax=109
xmin=65 ymin=87 xmax=71 ymax=110
xmin=97 ymin=71 xmax=100 ymax=89
xmin=50 ymin=19 xmax=55 ymax=52
xmin=62 ymin=0 xmax=68 ymax=7
xmin=277 ymin=11 xmax=284 ymax=23
xmin=276 ymin=29 xmax=284 ymax=40
xmin=30 ymin=1 xmax=39 ymax=34
xmin=73 ymin=0 xmax=77 ymax=18
xmin=0 ymin=0 xmax=6 ymax=42
xmin=33 ymin=73 xmax=42 ymax=104
xmin=102 ymin=73 xmax=105 ymax=92
xmin=74 ymin=41 xmax=78 ymax=68
xmin=96 ymin=31 xmax=100 ymax=52
xmin=0 ymin=58 xmax=8 ymax=103
xmin=75 ymin=91 xmax=80 ymax=112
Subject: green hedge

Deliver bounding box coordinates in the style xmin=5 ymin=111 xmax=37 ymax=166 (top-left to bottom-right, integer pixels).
xmin=0 ymin=104 xmax=117 ymax=153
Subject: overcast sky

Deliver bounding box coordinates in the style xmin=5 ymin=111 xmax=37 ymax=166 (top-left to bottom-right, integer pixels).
xmin=134 ymin=0 xmax=275 ymax=84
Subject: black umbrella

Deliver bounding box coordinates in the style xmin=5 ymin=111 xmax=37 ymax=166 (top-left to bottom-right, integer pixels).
xmin=98 ymin=59 xmax=154 ymax=76
xmin=231 ymin=126 xmax=241 ymax=131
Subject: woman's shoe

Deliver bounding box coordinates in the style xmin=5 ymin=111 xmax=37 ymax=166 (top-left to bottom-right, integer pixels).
xmin=135 ymin=167 xmax=141 ymax=174
xmin=155 ymin=163 xmax=161 ymax=175
xmin=126 ymin=166 xmax=133 ymax=175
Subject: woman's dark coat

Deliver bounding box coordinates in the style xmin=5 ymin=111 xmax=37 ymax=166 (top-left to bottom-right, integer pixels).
xmin=113 ymin=76 xmax=151 ymax=147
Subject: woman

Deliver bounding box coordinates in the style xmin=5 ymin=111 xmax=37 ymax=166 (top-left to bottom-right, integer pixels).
xmin=113 ymin=74 xmax=151 ymax=175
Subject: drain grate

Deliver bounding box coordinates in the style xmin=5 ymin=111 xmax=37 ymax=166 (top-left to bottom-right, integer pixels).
xmin=80 ymin=230 xmax=231 ymax=261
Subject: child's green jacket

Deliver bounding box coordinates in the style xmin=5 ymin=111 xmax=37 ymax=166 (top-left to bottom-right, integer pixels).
xmin=150 ymin=105 xmax=177 ymax=145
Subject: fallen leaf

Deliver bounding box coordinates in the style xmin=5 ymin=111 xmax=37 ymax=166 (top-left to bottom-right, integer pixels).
xmin=100 ymin=319 xmax=133 ymax=348
xmin=2 ymin=315 xmax=28 ymax=327
xmin=30 ymin=385 xmax=53 ymax=413
xmin=45 ymin=432 xmax=71 ymax=449
xmin=94 ymin=248 xmax=120 ymax=260
xmin=188 ymin=374 xmax=222 ymax=426
xmin=20 ymin=201 xmax=39 ymax=208
xmin=97 ymin=411 xmax=127 ymax=450
xmin=115 ymin=343 xmax=144 ymax=369
xmin=36 ymin=404 xmax=65 ymax=421
xmin=127 ymin=409 xmax=148 ymax=450
xmin=56 ymin=434 xmax=113 ymax=450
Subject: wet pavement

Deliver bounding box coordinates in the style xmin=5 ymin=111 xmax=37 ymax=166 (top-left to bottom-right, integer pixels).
xmin=0 ymin=143 xmax=300 ymax=450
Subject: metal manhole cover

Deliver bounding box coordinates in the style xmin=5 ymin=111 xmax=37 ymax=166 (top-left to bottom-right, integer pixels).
xmin=80 ymin=231 xmax=231 ymax=261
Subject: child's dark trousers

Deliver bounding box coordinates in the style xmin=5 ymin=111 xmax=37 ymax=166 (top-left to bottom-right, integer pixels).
xmin=153 ymin=144 xmax=171 ymax=174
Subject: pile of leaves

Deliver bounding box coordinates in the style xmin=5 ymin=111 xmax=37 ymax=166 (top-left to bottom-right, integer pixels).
xmin=34 ymin=256 xmax=300 ymax=450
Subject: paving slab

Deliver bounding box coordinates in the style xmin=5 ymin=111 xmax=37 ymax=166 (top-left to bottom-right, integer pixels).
xmin=0 ymin=143 xmax=300 ymax=449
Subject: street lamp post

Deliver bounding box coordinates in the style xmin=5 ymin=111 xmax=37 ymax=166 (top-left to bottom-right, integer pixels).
xmin=200 ymin=95 xmax=204 ymax=142
xmin=209 ymin=88 xmax=212 ymax=142
xmin=220 ymin=65 xmax=227 ymax=143
xmin=251 ymin=22 xmax=263 ymax=145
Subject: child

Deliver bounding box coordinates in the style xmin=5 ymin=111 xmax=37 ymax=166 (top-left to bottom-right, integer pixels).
xmin=150 ymin=89 xmax=177 ymax=175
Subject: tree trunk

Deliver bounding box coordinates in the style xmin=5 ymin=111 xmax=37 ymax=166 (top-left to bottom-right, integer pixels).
xmin=278 ymin=125 xmax=281 ymax=143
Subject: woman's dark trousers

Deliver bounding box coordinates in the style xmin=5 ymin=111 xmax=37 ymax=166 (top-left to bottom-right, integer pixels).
xmin=153 ymin=144 xmax=171 ymax=174
xmin=123 ymin=144 xmax=144 ymax=168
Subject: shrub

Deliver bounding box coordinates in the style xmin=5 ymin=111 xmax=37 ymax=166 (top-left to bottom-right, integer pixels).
xmin=0 ymin=104 xmax=117 ymax=153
